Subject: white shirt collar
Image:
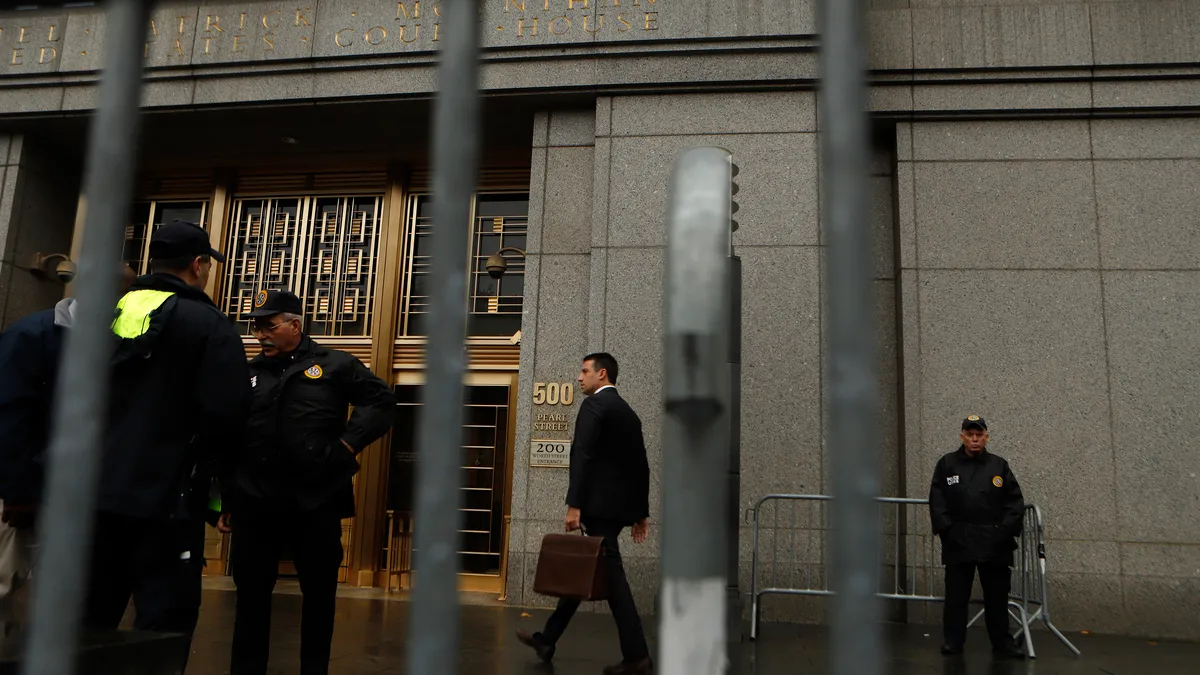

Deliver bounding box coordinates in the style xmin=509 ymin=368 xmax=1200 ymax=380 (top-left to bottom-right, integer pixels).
xmin=593 ymin=385 xmax=615 ymax=395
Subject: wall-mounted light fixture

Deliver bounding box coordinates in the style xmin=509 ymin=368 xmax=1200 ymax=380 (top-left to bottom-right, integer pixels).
xmin=485 ymin=246 xmax=526 ymax=280
xmin=26 ymin=252 xmax=77 ymax=283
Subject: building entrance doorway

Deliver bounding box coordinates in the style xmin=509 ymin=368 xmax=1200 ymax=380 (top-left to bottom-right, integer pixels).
xmin=383 ymin=371 xmax=517 ymax=596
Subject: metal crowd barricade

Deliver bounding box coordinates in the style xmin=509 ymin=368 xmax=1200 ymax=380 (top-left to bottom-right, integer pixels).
xmin=747 ymin=495 xmax=1080 ymax=658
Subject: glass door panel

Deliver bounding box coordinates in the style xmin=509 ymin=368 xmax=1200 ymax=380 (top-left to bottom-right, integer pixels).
xmin=383 ymin=373 xmax=516 ymax=594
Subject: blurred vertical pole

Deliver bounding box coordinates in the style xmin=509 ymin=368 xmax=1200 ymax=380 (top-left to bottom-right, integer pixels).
xmin=21 ymin=1 xmax=153 ymax=674
xmin=819 ymin=0 xmax=882 ymax=670
xmin=406 ymin=0 xmax=480 ymax=674
xmin=661 ymin=147 xmax=733 ymax=675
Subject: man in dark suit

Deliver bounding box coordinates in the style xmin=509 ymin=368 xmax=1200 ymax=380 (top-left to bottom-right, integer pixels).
xmin=517 ymin=352 xmax=653 ymax=675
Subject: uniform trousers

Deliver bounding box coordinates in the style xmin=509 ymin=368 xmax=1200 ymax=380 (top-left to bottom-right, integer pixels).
xmin=83 ymin=512 xmax=207 ymax=669
xmin=540 ymin=518 xmax=650 ymax=662
xmin=943 ymin=561 xmax=1014 ymax=650
xmin=230 ymin=507 xmax=344 ymax=675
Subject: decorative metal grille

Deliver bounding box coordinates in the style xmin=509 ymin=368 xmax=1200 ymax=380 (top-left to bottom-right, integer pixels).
xmin=124 ymin=200 xmax=209 ymax=274
xmin=401 ymin=192 xmax=528 ymax=337
xmin=385 ymin=383 xmax=511 ymax=578
xmin=222 ymin=195 xmax=383 ymax=337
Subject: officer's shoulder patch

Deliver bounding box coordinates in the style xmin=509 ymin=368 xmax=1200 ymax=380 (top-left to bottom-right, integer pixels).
xmin=254 ymin=290 xmax=268 ymax=308
xmin=992 ymin=475 xmax=1003 ymax=488
xmin=304 ymin=364 xmax=323 ymax=379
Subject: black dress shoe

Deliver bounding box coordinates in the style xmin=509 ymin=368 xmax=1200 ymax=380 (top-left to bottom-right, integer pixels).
xmin=993 ymin=645 xmax=1026 ymax=660
xmin=940 ymin=644 xmax=964 ymax=655
xmin=603 ymin=656 xmax=654 ymax=674
xmin=515 ymin=630 xmax=556 ymax=662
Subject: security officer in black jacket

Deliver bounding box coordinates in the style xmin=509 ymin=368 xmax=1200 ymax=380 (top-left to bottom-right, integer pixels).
xmin=88 ymin=222 xmax=251 ymax=655
xmin=929 ymin=415 xmax=1025 ymax=660
xmin=223 ymin=290 xmax=395 ymax=675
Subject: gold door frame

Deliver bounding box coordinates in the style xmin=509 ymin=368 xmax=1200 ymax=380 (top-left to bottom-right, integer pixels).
xmin=388 ymin=370 xmax=519 ymax=598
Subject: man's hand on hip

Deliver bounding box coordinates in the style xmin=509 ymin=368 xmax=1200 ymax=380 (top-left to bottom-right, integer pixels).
xmin=632 ymin=518 xmax=649 ymax=544
xmin=565 ymin=507 xmax=581 ymax=532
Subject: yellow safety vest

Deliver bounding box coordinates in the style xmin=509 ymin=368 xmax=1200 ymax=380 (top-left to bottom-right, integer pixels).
xmin=112 ymin=289 xmax=175 ymax=339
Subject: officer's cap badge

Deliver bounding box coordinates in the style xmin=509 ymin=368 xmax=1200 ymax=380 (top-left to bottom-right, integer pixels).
xmin=967 ymin=415 xmax=981 ymax=421
xmin=992 ymin=475 xmax=1003 ymax=488
xmin=305 ymin=364 xmax=323 ymax=379
xmin=254 ymin=290 xmax=268 ymax=308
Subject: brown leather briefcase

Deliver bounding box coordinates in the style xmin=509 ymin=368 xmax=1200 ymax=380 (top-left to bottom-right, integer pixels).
xmin=532 ymin=533 xmax=609 ymax=601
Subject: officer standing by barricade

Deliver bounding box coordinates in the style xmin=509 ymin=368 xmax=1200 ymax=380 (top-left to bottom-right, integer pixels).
xmin=929 ymin=415 xmax=1026 ymax=660
xmin=222 ymin=290 xmax=395 ymax=675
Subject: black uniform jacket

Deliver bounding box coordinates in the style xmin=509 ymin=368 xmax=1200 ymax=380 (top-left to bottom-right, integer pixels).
xmin=230 ymin=336 xmax=395 ymax=518
xmin=103 ymin=273 xmax=252 ymax=519
xmin=929 ymin=446 xmax=1025 ymax=566
xmin=565 ymin=387 xmax=651 ymax=526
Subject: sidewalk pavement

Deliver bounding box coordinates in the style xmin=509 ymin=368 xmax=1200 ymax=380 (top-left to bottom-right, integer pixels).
xmin=180 ymin=584 xmax=1198 ymax=675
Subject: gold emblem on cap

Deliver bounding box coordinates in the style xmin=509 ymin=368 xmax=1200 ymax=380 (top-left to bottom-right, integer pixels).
xmin=967 ymin=415 xmax=981 ymax=421
xmin=992 ymin=476 xmax=1003 ymax=488
xmin=254 ymin=290 xmax=268 ymax=308
xmin=304 ymin=364 xmax=323 ymax=379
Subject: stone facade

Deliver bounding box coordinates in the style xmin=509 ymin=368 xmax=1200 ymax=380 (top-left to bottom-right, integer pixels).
xmin=0 ymin=0 xmax=1198 ymax=641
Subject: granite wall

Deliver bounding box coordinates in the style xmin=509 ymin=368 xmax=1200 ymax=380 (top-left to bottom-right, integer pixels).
xmin=0 ymin=136 xmax=81 ymax=329
xmin=505 ymin=91 xmax=903 ymax=625
xmin=898 ymin=118 xmax=1200 ymax=640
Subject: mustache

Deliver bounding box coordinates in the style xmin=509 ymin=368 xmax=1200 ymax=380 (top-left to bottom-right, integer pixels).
xmin=259 ymin=341 xmax=277 ymax=349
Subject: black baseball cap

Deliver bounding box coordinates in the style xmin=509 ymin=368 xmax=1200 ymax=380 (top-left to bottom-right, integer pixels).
xmin=246 ymin=289 xmax=304 ymax=318
xmin=961 ymin=415 xmax=987 ymax=431
xmin=149 ymin=220 xmax=226 ymax=264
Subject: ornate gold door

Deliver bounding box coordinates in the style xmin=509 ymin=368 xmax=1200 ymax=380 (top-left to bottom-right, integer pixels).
xmin=383 ymin=371 xmax=518 ymax=596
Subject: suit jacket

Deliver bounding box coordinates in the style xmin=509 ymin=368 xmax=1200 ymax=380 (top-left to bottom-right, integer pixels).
xmin=565 ymin=387 xmax=651 ymax=526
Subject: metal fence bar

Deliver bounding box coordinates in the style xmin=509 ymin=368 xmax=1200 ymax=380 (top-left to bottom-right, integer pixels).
xmin=819 ymin=0 xmax=879 ymax=666
xmin=661 ymin=146 xmax=734 ymax=674
xmin=405 ymin=0 xmax=480 ymax=673
xmin=20 ymin=1 xmax=153 ymax=674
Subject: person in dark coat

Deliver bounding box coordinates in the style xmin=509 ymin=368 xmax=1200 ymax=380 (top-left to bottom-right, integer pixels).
xmin=85 ymin=221 xmax=252 ymax=660
xmin=516 ymin=352 xmax=653 ymax=675
xmin=0 ymin=264 xmax=137 ymax=637
xmin=222 ymin=290 xmax=395 ymax=675
xmin=929 ymin=415 xmax=1025 ymax=660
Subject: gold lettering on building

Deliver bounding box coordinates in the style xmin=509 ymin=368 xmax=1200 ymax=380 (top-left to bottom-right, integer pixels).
xmin=148 ymin=19 xmax=159 ymax=38
xmin=239 ymin=12 xmax=249 ymax=30
xmin=204 ymin=15 xmax=224 ymax=33
xmin=399 ymin=24 xmax=419 ymax=44
xmin=504 ymin=0 xmax=663 ymax=38
xmin=38 ymin=47 xmax=56 ymax=64
xmin=263 ymin=10 xmax=281 ymax=29
xmin=335 ymin=28 xmax=355 ymax=48
xmin=517 ymin=17 xmax=538 ymax=37
xmin=295 ymin=8 xmax=313 ymax=27
xmin=365 ymin=26 xmax=388 ymax=45
xmin=177 ymin=16 xmax=189 ymax=34
xmin=10 ymin=49 xmax=23 ymax=66
xmin=432 ymin=22 xmax=440 ymax=41
xmin=263 ymin=34 xmax=276 ymax=51
xmin=397 ymin=1 xmax=421 ymax=20
xmin=201 ymin=36 xmax=216 ymax=53
xmin=549 ymin=15 xmax=571 ymax=35
xmin=47 ymin=25 xmax=59 ymax=42
xmin=232 ymin=34 xmax=245 ymax=52
xmin=17 ymin=27 xmax=31 ymax=44
xmin=173 ymin=39 xmax=186 ymax=56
